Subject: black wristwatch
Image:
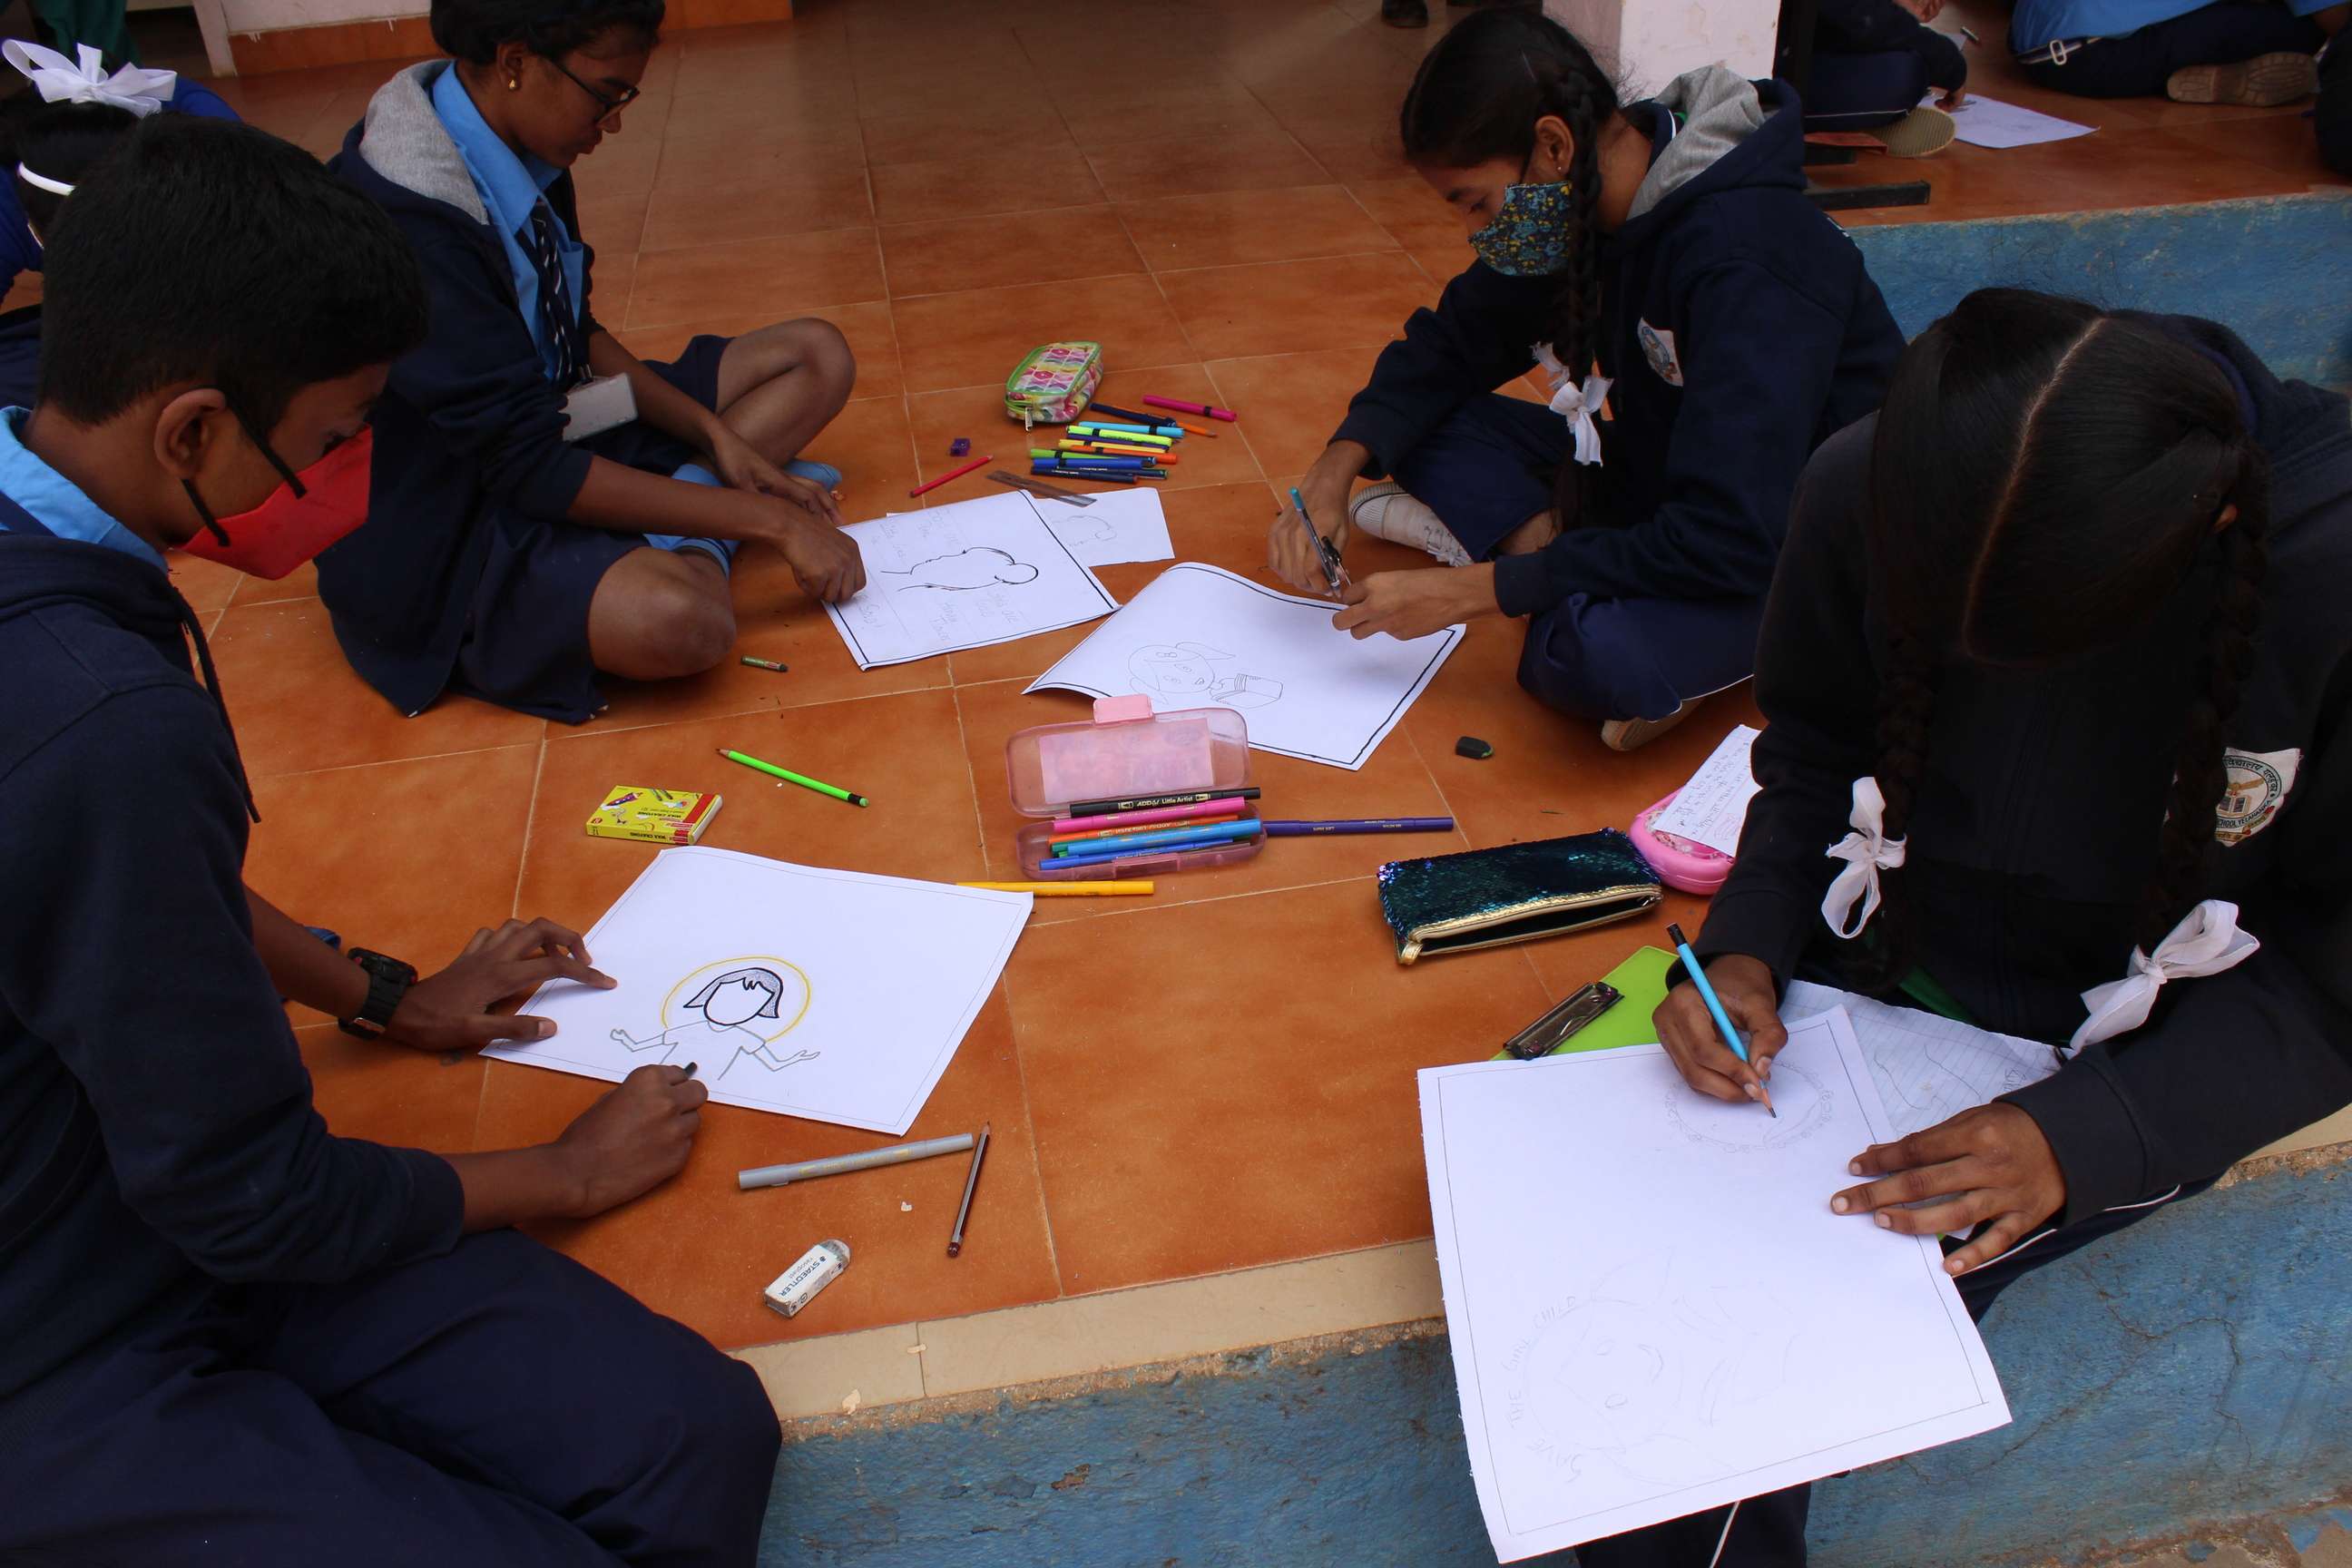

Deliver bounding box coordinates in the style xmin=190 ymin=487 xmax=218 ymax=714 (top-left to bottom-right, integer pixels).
xmin=340 ymin=948 xmax=418 ymax=1040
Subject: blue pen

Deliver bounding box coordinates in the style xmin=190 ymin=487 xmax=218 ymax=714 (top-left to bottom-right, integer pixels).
xmin=1050 ymin=819 xmax=1262 ymax=858
xmin=1667 ymin=921 xmax=1776 ymax=1117
xmin=1290 ymin=486 xmax=1349 ymax=597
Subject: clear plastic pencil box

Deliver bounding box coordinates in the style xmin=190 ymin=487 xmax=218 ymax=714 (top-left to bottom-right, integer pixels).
xmin=1004 ymin=697 xmax=1262 ymax=879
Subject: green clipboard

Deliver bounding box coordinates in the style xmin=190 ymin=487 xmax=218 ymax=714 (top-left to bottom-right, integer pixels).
xmin=1486 ymin=946 xmax=1677 ymax=1061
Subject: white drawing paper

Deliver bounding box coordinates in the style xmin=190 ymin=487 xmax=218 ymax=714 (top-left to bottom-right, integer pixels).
xmin=1024 ymin=562 xmax=1463 ymax=770
xmin=1024 ymin=488 xmax=1174 ymax=568
xmin=1419 ymin=1009 xmax=2008 ymax=1562
xmin=1780 ymin=981 xmax=2060 ymax=1140
xmin=485 ymin=848 xmax=1031 ymax=1134
xmin=1649 ymin=723 xmax=1760 ymax=856
xmin=1930 ymin=93 xmax=2095 ymax=150
xmin=824 ymin=491 xmax=1118 ymax=669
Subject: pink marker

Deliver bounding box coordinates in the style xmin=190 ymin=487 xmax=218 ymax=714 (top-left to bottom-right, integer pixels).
xmin=1049 ymin=795 xmax=1250 ymax=834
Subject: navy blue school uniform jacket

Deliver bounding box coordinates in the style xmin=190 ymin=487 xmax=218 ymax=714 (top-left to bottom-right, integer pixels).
xmin=1694 ymin=317 xmax=2352 ymax=1226
xmin=0 ymin=519 xmax=462 ymax=1415
xmin=1333 ymin=68 xmax=1903 ymax=619
xmin=1815 ymin=0 xmax=1968 ymax=89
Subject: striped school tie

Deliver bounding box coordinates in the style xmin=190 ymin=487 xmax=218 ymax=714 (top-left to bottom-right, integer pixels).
xmin=526 ymin=200 xmax=587 ymax=389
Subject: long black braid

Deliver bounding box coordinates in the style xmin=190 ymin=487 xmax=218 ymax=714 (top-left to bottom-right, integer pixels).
xmin=1852 ymin=289 xmax=2270 ymax=992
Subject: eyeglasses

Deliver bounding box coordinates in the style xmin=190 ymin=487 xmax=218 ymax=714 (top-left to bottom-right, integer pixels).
xmin=547 ymin=55 xmax=641 ymax=120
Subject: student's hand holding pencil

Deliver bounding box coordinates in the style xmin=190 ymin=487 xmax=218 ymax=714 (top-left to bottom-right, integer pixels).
xmin=1268 ymin=447 xmax=1360 ymax=594
xmin=1654 ymin=954 xmax=1788 ymax=1108
xmin=774 ymin=511 xmax=867 ymax=602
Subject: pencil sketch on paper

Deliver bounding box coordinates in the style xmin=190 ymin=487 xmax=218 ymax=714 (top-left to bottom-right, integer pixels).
xmin=1662 ymin=1060 xmax=1837 ymax=1152
xmin=607 ymin=957 xmax=821 ymax=1083
xmin=1501 ymin=1256 xmax=1798 ymax=1494
xmin=878 ymin=546 xmax=1042 ymax=593
xmin=1126 ymin=641 xmax=1284 ymax=710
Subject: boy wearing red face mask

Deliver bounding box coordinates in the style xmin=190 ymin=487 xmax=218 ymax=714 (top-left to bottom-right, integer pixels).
xmin=0 ymin=118 xmax=780 ymax=1564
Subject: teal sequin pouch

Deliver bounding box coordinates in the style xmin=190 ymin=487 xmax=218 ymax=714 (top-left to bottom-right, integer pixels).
xmin=1376 ymin=830 xmax=1662 ymax=965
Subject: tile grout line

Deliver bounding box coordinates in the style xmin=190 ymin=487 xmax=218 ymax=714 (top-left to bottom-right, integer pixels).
xmin=248 ymin=736 xmax=545 ymax=786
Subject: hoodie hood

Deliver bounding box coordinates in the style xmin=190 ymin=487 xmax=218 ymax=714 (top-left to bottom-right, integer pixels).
xmin=0 ymin=526 xmax=259 ymax=820
xmin=1624 ymin=68 xmax=1799 ymax=227
xmin=349 ymin=62 xmax=489 ymax=223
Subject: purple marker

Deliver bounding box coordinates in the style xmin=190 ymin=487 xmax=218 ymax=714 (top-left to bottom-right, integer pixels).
xmin=1261 ymin=818 xmax=1455 ymax=837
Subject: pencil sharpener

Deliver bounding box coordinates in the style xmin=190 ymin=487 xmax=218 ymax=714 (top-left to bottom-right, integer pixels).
xmin=949 ymin=437 xmax=971 ymax=456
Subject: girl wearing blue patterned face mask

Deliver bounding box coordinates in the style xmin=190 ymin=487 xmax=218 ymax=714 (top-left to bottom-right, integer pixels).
xmin=1267 ymin=7 xmax=1904 ymax=760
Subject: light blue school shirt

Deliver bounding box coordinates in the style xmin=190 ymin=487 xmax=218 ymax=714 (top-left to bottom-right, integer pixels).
xmin=430 ymin=64 xmax=587 ymax=387
xmin=2013 ymin=0 xmax=2333 ymax=50
xmin=0 ymin=407 xmax=163 ymax=568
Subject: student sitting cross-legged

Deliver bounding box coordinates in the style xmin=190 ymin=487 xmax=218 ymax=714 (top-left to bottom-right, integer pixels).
xmin=327 ymin=0 xmax=864 ymax=723
xmin=0 ymin=117 xmax=779 ymax=1565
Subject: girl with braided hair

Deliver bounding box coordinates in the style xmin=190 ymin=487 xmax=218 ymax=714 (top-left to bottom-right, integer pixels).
xmin=1269 ymin=7 xmax=1901 ymax=751
xmin=1633 ymin=289 xmax=2352 ymax=1566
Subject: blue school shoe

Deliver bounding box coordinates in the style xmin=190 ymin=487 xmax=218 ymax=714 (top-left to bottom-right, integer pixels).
xmin=786 ymin=458 xmax=842 ymax=490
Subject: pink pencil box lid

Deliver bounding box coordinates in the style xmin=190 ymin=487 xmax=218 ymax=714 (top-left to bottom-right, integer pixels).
xmin=1631 ymin=789 xmax=1735 ymax=896
xmin=1004 ymin=697 xmax=1262 ymax=879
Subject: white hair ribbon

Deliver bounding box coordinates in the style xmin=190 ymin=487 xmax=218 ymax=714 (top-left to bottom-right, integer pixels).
xmin=3 ymin=40 xmax=177 ymax=116
xmin=15 ymin=161 xmax=74 ymax=196
xmin=2069 ymin=899 xmax=2259 ymax=1053
xmin=1531 ymin=341 xmax=1610 ymax=466
xmin=1819 ymin=777 xmax=1906 ymax=940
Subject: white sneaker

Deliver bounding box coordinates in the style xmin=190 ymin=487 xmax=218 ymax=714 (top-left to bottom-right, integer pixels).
xmin=1349 ymin=482 xmax=1472 ymax=567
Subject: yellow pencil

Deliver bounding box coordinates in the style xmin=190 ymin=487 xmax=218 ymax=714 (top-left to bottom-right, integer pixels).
xmin=956 ymin=880 xmax=1155 ymax=896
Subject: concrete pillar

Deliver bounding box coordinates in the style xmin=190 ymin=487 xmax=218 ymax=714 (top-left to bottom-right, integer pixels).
xmin=1544 ymin=0 xmax=1781 ymax=91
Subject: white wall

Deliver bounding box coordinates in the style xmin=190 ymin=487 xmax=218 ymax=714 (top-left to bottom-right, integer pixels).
xmin=1543 ymin=0 xmax=1779 ymax=93
xmin=220 ymin=0 xmax=421 ymax=33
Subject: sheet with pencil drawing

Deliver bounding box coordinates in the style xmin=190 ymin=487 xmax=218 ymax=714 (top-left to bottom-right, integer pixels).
xmin=1779 ymin=981 xmax=2062 ymax=1139
xmin=1419 ymin=1009 xmax=2009 ymax=1561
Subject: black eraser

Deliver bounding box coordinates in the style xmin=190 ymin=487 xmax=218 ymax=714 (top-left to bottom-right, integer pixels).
xmin=1455 ymin=735 xmax=1494 ymax=760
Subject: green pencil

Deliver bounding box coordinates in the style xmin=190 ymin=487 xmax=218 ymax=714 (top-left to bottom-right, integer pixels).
xmin=716 ymin=747 xmax=869 ymax=808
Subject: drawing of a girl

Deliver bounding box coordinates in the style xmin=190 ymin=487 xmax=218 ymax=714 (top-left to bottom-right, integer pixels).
xmin=610 ymin=965 xmax=818 ymax=1083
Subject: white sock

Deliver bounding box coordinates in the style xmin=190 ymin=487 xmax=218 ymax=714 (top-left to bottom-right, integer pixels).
xmin=1350 ymin=484 xmax=1472 ymax=567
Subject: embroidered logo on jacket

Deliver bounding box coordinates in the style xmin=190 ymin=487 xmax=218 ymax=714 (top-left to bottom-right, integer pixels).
xmin=2216 ymin=746 xmax=2301 ymax=846
xmin=1636 ymin=319 xmax=1684 ymax=387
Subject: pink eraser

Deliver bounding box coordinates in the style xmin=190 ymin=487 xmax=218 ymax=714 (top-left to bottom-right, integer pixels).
xmin=1632 ymin=789 xmax=1734 ymax=896
xmin=1093 ymin=695 xmax=1154 ymax=724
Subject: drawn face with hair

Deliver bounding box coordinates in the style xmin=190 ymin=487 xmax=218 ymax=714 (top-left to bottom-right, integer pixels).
xmin=1127 ymin=642 xmax=1230 ymax=695
xmin=1535 ymin=1298 xmax=1681 ymax=1449
xmin=684 ymin=966 xmax=789 ymax=1030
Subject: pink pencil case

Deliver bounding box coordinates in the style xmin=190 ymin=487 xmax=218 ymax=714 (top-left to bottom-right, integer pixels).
xmin=1005 ymin=697 xmax=1263 ymax=879
xmin=1631 ymin=789 xmax=1735 ymax=896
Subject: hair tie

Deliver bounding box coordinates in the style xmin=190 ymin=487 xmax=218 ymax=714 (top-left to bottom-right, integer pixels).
xmin=2070 ymin=899 xmax=2258 ymax=1052
xmin=1531 ymin=342 xmax=1610 ymax=466
xmin=2 ymin=38 xmax=176 ymax=115
xmin=1819 ymin=777 xmax=1906 ymax=939
xmin=15 ymin=161 xmax=74 ymax=197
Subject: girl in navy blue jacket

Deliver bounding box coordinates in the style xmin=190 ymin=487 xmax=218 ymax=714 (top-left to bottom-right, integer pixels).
xmin=1270 ymin=9 xmax=1901 ymax=751
xmin=329 ymin=0 xmax=862 ymax=723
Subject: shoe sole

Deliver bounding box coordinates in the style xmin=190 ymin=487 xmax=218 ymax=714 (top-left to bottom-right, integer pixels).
xmin=1877 ymin=106 xmax=1956 ymax=160
xmin=1600 ymin=701 xmax=1697 ymax=753
xmin=2168 ymin=54 xmax=2318 ymax=106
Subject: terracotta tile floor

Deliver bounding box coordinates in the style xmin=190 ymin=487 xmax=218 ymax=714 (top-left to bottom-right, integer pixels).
xmin=157 ymin=0 xmax=2343 ymax=1352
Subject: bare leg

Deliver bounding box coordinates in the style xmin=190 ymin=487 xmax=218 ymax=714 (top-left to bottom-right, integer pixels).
xmin=1496 ymin=509 xmax=1562 ymax=555
xmin=709 ymin=318 xmax=857 ymax=466
xmin=586 ymin=546 xmax=736 ymax=681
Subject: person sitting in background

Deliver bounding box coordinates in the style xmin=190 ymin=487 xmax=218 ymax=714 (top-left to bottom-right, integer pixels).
xmin=0 ymin=44 xmax=239 ymax=407
xmin=1804 ymin=0 xmax=1970 ymax=157
xmin=328 ymin=0 xmax=862 ymax=724
xmin=2012 ymin=0 xmax=2346 ymax=103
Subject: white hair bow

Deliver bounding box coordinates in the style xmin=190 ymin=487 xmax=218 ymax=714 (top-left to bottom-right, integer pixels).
xmin=3 ymin=40 xmax=177 ymax=116
xmin=1819 ymin=777 xmax=1906 ymax=940
xmin=1530 ymin=341 xmax=1610 ymax=466
xmin=2069 ymin=899 xmax=2259 ymax=1053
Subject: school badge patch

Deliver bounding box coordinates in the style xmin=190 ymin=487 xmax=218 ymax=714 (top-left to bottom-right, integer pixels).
xmin=1636 ymin=318 xmax=1684 ymax=387
xmin=2216 ymin=746 xmax=2301 ymax=846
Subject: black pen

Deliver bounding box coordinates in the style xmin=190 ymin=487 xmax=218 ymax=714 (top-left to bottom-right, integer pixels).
xmin=946 ymin=1122 xmax=992 ymax=1258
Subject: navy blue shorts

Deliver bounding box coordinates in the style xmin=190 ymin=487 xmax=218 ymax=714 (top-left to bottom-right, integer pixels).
xmin=450 ymin=334 xmax=732 ymax=719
